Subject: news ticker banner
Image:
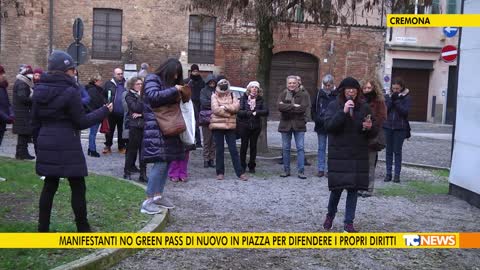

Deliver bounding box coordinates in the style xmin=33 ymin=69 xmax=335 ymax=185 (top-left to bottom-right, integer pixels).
xmin=387 ymin=14 xmax=480 ymax=27
xmin=0 ymin=233 xmax=479 ymax=249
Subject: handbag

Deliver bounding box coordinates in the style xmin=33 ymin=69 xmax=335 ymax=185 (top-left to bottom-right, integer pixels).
xmin=99 ymin=118 xmax=110 ymax=134
xmin=179 ymin=100 xmax=196 ymax=145
xmin=199 ymin=110 xmax=212 ymax=126
xmin=406 ymin=120 xmax=412 ymax=139
xmin=368 ymin=127 xmax=386 ymax=151
xmin=152 ymin=102 xmax=186 ymax=136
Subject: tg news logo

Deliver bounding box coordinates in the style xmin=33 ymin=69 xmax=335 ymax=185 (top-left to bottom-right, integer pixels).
xmin=403 ymin=234 xmax=456 ymax=247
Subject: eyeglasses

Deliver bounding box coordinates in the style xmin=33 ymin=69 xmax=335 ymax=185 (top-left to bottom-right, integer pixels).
xmin=134 ymin=83 xmax=143 ymax=86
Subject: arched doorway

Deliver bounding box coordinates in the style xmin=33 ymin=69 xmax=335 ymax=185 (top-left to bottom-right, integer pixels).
xmin=268 ymin=51 xmax=319 ymax=120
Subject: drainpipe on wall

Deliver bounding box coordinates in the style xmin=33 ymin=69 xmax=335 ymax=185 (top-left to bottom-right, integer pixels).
xmin=49 ymin=0 xmax=53 ymax=54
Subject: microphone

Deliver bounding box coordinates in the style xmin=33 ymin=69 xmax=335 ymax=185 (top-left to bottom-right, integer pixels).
xmin=347 ymin=96 xmax=354 ymax=117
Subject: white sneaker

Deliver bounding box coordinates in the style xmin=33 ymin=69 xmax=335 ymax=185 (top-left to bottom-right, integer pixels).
xmin=140 ymin=199 xmax=162 ymax=215
xmin=40 ymin=176 xmax=45 ymax=181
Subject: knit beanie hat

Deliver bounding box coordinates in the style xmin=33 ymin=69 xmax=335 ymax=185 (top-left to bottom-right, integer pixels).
xmin=338 ymin=77 xmax=360 ymax=90
xmin=190 ymin=64 xmax=199 ymax=72
xmin=18 ymin=64 xmax=33 ymax=75
xmin=216 ymin=79 xmax=231 ymax=93
xmin=246 ymin=81 xmax=260 ymax=89
xmin=48 ymin=50 xmax=76 ymax=72
xmin=33 ymin=68 xmax=44 ymax=74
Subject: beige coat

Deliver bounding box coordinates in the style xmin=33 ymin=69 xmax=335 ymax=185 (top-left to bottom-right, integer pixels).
xmin=209 ymin=91 xmax=239 ymax=130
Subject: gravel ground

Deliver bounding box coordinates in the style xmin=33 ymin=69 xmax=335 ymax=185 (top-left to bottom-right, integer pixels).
xmin=1 ymin=123 xmax=478 ymax=269
xmin=267 ymin=121 xmax=452 ymax=168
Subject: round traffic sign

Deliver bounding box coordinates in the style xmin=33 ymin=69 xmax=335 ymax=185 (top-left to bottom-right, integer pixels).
xmin=443 ymin=27 xmax=458 ymax=38
xmin=441 ymin=45 xmax=457 ymax=62
xmin=67 ymin=42 xmax=88 ymax=65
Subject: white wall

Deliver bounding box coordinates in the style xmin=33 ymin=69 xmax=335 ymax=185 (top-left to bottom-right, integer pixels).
xmin=449 ymin=0 xmax=480 ymax=194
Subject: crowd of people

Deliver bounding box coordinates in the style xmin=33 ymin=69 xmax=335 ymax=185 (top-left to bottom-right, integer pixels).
xmin=0 ymin=51 xmax=412 ymax=233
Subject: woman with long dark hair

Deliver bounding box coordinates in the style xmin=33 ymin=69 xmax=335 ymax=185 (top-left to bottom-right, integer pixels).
xmin=322 ymin=77 xmax=376 ymax=233
xmin=140 ymin=58 xmax=189 ymax=214
xmin=359 ymin=78 xmax=387 ymax=197
xmin=383 ymin=79 xmax=411 ymax=183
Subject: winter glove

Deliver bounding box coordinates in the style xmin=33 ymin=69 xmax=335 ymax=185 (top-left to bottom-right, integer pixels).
xmin=179 ymin=85 xmax=192 ymax=103
xmin=391 ymin=92 xmax=399 ymax=100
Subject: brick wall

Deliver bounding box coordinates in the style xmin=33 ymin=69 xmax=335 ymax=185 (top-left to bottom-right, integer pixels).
xmin=0 ymin=0 xmax=49 ymax=92
xmin=0 ymin=0 xmax=385 ymax=114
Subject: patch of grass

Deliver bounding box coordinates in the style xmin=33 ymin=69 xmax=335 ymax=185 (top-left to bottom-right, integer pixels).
xmin=377 ymin=180 xmax=449 ymax=199
xmin=433 ymin=169 xmax=450 ymax=178
xmin=0 ymin=157 xmax=151 ymax=270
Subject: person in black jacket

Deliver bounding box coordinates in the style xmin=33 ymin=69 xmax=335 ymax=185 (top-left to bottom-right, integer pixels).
xmin=185 ymin=64 xmax=205 ymax=148
xmin=311 ymin=74 xmax=337 ymax=178
xmin=85 ymin=74 xmax=107 ymax=157
xmin=123 ymin=76 xmax=146 ymax=182
xmin=322 ymin=77 xmax=377 ymax=233
xmin=12 ymin=64 xmax=35 ymax=160
xmin=0 ymin=65 xmax=14 ymax=147
xmin=383 ymin=79 xmax=411 ymax=183
xmin=103 ymin=68 xmax=127 ymax=154
xmin=33 ymin=50 xmax=112 ymax=232
xmin=237 ymin=81 xmax=269 ymax=173
xmin=199 ymin=74 xmax=217 ymax=168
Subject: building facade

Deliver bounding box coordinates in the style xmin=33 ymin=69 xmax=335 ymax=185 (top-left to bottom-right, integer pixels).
xmin=384 ymin=0 xmax=461 ymax=123
xmin=0 ymin=0 xmax=385 ymax=116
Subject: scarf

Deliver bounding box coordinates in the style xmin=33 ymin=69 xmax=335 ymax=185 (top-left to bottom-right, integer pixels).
xmin=364 ymin=91 xmax=376 ymax=103
xmin=16 ymin=74 xmax=34 ymax=97
xmin=247 ymin=94 xmax=256 ymax=111
xmin=285 ymin=90 xmax=294 ymax=102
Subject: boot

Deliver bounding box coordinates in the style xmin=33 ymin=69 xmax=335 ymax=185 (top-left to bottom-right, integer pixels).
xmin=208 ymin=160 xmax=215 ymax=168
xmin=123 ymin=172 xmax=132 ymax=180
xmin=393 ymin=175 xmax=401 ymax=183
xmin=76 ymin=221 xmax=92 ymax=232
xmin=138 ymin=166 xmax=147 ymax=183
xmin=384 ymin=174 xmax=392 ymax=182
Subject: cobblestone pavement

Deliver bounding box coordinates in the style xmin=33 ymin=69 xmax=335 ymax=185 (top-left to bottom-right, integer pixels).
xmin=1 ymin=123 xmax=478 ymax=269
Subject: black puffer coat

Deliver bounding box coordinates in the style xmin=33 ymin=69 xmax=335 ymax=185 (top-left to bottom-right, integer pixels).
xmin=125 ymin=90 xmax=144 ymax=129
xmin=32 ymin=72 xmax=109 ymax=177
xmin=324 ymin=96 xmax=377 ymax=191
xmin=12 ymin=76 xmax=34 ymax=135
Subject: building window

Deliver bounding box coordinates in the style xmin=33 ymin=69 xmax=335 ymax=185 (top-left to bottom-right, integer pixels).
xmin=188 ymin=15 xmax=216 ymax=64
xmin=92 ymin=9 xmax=122 ymax=60
xmin=393 ymin=0 xmax=439 ymax=14
xmin=447 ymin=0 xmax=457 ymax=14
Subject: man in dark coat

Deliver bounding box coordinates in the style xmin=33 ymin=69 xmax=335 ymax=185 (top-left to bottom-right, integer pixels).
xmin=103 ymin=68 xmax=127 ymax=154
xmin=311 ymin=74 xmax=338 ymax=177
xmin=32 ymin=50 xmax=111 ymax=232
xmin=12 ymin=64 xmax=35 ymax=159
xmin=0 ymin=65 xmax=14 ymax=146
xmin=185 ymin=64 xmax=205 ymax=148
xmin=277 ymin=75 xmax=311 ymax=179
xmin=322 ymin=77 xmax=377 ymax=233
